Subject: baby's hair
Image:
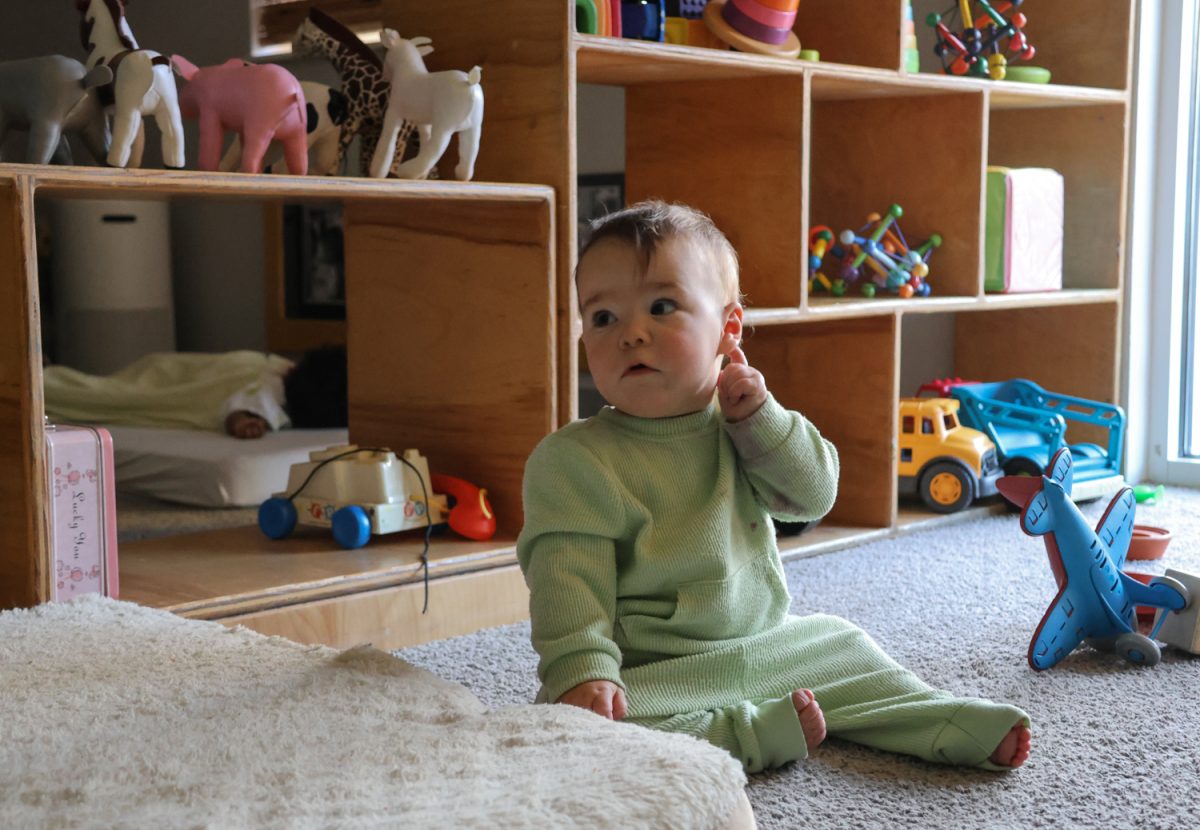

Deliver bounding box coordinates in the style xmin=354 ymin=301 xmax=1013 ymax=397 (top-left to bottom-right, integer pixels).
xmin=577 ymin=200 xmax=742 ymax=306
xmin=284 ymin=344 xmax=348 ymax=429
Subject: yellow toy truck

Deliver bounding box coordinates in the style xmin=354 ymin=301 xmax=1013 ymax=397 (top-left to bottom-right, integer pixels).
xmin=898 ymin=397 xmax=1002 ymax=513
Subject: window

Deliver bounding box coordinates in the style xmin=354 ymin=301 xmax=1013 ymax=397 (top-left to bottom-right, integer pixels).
xmin=902 ymin=416 xmax=914 ymax=434
xmin=1143 ymin=2 xmax=1200 ymax=485
xmin=922 ymin=417 xmax=934 ymax=435
xmin=1182 ymin=7 xmax=1200 ymax=458
xmin=943 ymin=412 xmax=957 ymax=430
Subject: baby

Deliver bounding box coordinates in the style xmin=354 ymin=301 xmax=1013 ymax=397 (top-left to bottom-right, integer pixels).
xmin=43 ymin=345 xmax=347 ymax=440
xmin=516 ymin=200 xmax=1031 ymax=773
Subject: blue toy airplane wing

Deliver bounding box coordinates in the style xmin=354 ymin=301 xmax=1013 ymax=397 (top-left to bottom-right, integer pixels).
xmin=1048 ymin=447 xmax=1073 ymax=496
xmin=1028 ymin=586 xmax=1087 ymax=671
xmin=1094 ymin=488 xmax=1136 ymax=569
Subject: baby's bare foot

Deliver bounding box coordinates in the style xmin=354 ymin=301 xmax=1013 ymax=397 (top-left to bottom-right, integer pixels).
xmin=792 ymin=688 xmax=826 ymax=753
xmin=989 ymin=723 xmax=1031 ymax=768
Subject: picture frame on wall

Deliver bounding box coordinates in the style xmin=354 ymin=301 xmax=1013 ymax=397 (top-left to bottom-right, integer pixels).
xmin=577 ymin=173 xmax=625 ymax=247
xmin=282 ymin=203 xmax=346 ymax=320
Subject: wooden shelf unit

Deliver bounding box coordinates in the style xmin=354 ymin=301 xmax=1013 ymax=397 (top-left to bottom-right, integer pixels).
xmin=0 ymin=0 xmax=1135 ymax=649
xmin=0 ymin=166 xmax=555 ymax=648
xmin=381 ymin=0 xmax=1133 ymax=544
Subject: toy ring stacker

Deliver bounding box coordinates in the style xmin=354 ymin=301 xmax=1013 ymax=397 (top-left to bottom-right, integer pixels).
xmin=703 ymin=0 xmax=801 ymax=58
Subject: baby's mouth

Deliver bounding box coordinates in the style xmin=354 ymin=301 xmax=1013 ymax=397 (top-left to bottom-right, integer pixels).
xmin=623 ymin=363 xmax=656 ymax=377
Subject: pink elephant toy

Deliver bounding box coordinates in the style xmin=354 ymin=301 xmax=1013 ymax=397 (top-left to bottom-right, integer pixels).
xmin=170 ymin=56 xmax=308 ymax=175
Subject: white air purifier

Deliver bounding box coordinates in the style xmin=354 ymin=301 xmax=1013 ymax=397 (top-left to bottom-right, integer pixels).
xmin=50 ymin=198 xmax=175 ymax=375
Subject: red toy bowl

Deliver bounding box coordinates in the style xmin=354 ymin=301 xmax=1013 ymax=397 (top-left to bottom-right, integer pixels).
xmin=1128 ymin=525 xmax=1172 ymax=560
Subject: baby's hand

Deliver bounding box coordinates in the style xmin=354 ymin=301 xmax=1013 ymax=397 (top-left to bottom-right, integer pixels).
xmin=557 ymin=680 xmax=627 ymax=720
xmin=718 ymin=346 xmax=768 ymax=422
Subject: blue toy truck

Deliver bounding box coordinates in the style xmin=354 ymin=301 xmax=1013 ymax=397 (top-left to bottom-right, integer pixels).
xmin=918 ymin=378 xmax=1125 ymax=501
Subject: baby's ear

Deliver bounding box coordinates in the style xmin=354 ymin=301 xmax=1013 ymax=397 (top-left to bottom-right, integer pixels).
xmin=720 ymin=303 xmax=744 ymax=355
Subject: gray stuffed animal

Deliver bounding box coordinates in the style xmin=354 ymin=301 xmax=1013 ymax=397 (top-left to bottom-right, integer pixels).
xmin=0 ymin=55 xmax=113 ymax=165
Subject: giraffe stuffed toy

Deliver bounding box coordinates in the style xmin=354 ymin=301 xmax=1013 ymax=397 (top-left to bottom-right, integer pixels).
xmin=291 ymin=7 xmax=420 ymax=178
xmin=74 ymin=0 xmax=185 ymax=168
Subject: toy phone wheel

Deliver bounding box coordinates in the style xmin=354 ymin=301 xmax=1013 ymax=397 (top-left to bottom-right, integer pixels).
xmin=332 ymin=505 xmax=371 ymax=549
xmin=258 ymin=497 xmax=297 ymax=540
xmin=919 ymin=462 xmax=973 ymax=514
xmin=1115 ymin=632 xmax=1162 ymax=667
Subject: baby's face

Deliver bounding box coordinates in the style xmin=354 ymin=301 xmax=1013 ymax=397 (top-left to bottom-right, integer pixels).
xmin=578 ymin=235 xmax=736 ymax=418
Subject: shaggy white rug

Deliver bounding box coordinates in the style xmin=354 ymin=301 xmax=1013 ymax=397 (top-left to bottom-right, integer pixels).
xmin=0 ymin=597 xmax=745 ymax=829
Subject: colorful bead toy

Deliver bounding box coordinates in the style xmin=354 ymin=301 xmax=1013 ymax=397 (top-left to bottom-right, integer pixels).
xmin=926 ymin=0 xmax=1036 ymax=81
xmin=809 ymin=205 xmax=943 ymax=299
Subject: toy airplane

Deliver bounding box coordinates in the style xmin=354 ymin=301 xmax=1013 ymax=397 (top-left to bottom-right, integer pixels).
xmin=997 ymin=448 xmax=1191 ymax=670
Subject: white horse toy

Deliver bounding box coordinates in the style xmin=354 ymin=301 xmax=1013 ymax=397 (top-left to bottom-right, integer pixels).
xmin=369 ymin=29 xmax=484 ymax=181
xmin=74 ymin=0 xmax=185 ymax=168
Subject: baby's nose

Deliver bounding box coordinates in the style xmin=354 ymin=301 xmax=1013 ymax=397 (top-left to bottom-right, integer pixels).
xmin=620 ymin=322 xmax=649 ymax=347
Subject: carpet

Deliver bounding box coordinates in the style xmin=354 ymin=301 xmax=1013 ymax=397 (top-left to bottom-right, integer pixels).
xmin=398 ymin=487 xmax=1200 ymax=830
xmin=0 ymin=597 xmax=746 ymax=829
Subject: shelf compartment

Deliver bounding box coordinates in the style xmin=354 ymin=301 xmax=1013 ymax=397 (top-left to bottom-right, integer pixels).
xmin=953 ymin=301 xmax=1121 ymax=407
xmin=0 ymin=165 xmax=556 ymax=610
xmin=988 ymin=103 xmax=1126 ymax=291
xmin=1012 ymin=0 xmax=1134 ymax=92
xmin=809 ymin=88 xmax=985 ymax=307
xmin=911 ymin=0 xmax=1133 ymax=93
xmin=625 ymin=75 xmax=806 ymax=309
xmin=952 ymin=302 xmax=1123 ymax=483
xmin=746 ymin=315 xmax=898 ymax=530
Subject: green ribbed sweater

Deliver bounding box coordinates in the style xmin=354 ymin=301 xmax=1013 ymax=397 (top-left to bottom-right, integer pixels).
xmin=517 ymin=397 xmax=1028 ymax=773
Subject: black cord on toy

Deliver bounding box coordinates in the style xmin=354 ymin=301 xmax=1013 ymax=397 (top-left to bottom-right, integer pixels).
xmin=286 ymin=446 xmax=434 ymax=613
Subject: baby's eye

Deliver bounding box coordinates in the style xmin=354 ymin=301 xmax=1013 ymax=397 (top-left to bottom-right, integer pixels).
xmin=650 ymin=298 xmax=678 ymax=316
xmin=591 ymin=310 xmax=615 ymax=328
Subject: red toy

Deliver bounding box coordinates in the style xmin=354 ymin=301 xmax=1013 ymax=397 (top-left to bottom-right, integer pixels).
xmin=431 ymin=473 xmax=497 ymax=541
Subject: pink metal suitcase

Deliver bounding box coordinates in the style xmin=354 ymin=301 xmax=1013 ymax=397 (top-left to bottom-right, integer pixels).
xmin=45 ymin=423 xmax=119 ymax=600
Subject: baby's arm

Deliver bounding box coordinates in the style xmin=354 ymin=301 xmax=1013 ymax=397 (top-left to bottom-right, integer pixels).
xmin=724 ymin=395 xmax=840 ymax=523
xmin=517 ymin=437 xmax=628 ymax=706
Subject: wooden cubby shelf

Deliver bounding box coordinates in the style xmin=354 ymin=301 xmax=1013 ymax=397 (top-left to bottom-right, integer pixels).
xmin=0 ymin=0 xmax=1135 ymax=651
xmin=0 ymin=165 xmax=555 ymax=648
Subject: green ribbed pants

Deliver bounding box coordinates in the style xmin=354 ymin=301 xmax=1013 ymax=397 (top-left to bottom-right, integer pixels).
xmin=627 ymin=615 xmax=1029 ymax=774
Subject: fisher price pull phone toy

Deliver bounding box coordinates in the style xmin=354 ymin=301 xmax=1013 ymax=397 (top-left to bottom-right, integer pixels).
xmin=258 ymin=445 xmax=496 ymax=549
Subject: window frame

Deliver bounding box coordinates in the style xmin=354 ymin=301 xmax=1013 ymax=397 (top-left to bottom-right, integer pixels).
xmin=1140 ymin=1 xmax=1200 ymax=485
